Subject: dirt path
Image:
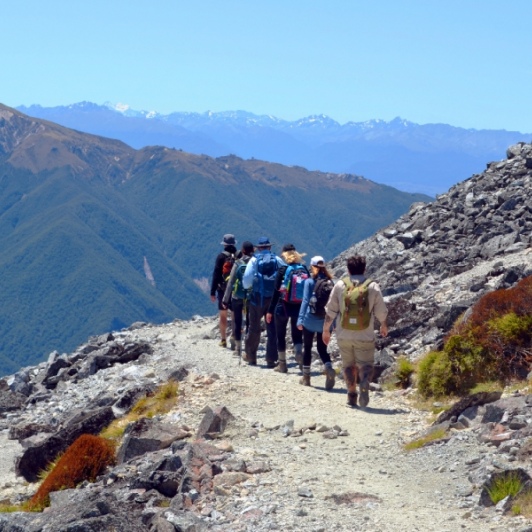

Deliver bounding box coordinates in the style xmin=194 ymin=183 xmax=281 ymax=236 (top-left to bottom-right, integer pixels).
xmin=144 ymin=318 xmax=529 ymax=531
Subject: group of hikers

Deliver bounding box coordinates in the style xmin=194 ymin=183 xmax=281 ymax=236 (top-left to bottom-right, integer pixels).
xmin=210 ymin=234 xmax=388 ymax=408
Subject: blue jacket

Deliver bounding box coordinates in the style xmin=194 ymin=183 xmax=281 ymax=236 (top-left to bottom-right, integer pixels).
xmin=297 ymin=275 xmax=326 ymax=333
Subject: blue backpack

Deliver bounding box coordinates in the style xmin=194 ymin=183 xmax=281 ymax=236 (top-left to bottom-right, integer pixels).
xmin=253 ymin=251 xmax=278 ymax=300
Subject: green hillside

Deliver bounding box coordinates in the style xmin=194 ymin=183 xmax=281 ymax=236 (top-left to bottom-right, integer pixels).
xmin=0 ymin=105 xmax=429 ymax=375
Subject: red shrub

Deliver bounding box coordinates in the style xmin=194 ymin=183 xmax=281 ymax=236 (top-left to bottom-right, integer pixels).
xmin=469 ymin=276 xmax=532 ymax=378
xmin=27 ymin=434 xmax=115 ymax=510
xmin=470 ymin=276 xmax=532 ymax=327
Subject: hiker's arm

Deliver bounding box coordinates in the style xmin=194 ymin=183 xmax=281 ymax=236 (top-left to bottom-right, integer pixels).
xmin=242 ymin=258 xmax=255 ymax=290
xmin=268 ymin=266 xmax=286 ymax=314
xmin=322 ymin=314 xmax=334 ymax=345
xmin=210 ymin=254 xmax=224 ymax=297
xmin=297 ymin=278 xmax=312 ymax=330
xmin=371 ymin=282 xmax=389 ymax=337
xmin=322 ymin=282 xmax=341 ymax=344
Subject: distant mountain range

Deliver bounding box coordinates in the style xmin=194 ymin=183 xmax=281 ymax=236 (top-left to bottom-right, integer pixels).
xmin=18 ymin=102 xmax=532 ymax=195
xmin=0 ymin=104 xmax=427 ymax=375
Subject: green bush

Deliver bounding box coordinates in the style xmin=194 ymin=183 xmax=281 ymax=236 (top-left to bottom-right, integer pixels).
xmin=417 ymin=335 xmax=491 ymax=398
xmin=416 ymin=276 xmax=532 ymax=398
xmin=395 ymin=356 xmax=414 ymax=389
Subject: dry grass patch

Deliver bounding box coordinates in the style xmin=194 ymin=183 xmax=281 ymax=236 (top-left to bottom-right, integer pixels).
xmin=100 ymin=380 xmax=179 ymax=442
xmin=512 ymin=490 xmax=532 ymax=516
xmin=403 ymin=427 xmax=449 ymax=451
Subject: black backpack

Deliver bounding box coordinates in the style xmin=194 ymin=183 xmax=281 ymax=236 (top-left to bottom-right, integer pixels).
xmin=310 ymin=278 xmax=334 ymax=318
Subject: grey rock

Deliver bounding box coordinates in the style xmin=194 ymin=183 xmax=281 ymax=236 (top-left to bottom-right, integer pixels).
xmin=196 ymin=406 xmax=235 ymax=439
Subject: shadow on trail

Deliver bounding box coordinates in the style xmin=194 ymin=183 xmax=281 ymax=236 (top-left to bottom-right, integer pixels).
xmin=356 ymin=406 xmax=409 ymax=415
xmin=312 ymin=386 xmax=409 ymax=416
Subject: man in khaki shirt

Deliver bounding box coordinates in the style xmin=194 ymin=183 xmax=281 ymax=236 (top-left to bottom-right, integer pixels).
xmin=323 ymin=255 xmax=388 ymax=408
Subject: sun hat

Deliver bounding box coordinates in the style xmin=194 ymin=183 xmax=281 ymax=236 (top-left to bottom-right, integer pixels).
xmin=256 ymin=236 xmax=271 ymax=248
xmin=310 ymin=255 xmax=325 ymax=266
xmin=221 ymin=234 xmax=236 ymax=246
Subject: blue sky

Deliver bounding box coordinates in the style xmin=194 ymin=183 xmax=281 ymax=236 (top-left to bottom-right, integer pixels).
xmin=3 ymin=1 xmax=532 ymax=132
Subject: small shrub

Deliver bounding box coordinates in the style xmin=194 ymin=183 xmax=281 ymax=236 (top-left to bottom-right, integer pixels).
xmin=487 ymin=471 xmax=523 ymax=504
xmin=417 ymin=350 xmax=454 ymax=398
xmin=470 ymin=276 xmax=532 ymax=379
xmin=395 ymin=356 xmax=414 ymax=389
xmin=27 ymin=434 xmax=115 ymax=510
xmin=403 ymin=427 xmax=448 ymax=451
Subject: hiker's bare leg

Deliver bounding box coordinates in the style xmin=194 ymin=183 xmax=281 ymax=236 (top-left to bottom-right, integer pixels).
xmin=219 ymin=309 xmax=228 ymax=341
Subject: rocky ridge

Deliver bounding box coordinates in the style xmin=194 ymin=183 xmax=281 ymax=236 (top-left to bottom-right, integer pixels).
xmin=331 ymin=141 xmax=532 ymax=360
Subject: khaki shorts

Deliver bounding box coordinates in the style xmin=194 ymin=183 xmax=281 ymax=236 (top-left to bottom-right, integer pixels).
xmin=337 ymin=338 xmax=375 ymax=369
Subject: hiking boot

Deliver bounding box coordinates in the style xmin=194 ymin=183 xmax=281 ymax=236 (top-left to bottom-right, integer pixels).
xmin=229 ymin=336 xmax=236 ymax=351
xmin=266 ymin=360 xmax=277 ymax=369
xmin=247 ymin=356 xmax=257 ymax=366
xmin=324 ymin=366 xmax=336 ymax=391
xmin=299 ymin=374 xmax=311 ymax=386
xmin=359 ymin=366 xmax=372 ymax=407
xmin=218 ymin=339 xmax=227 ymax=348
xmin=294 ymin=345 xmax=303 ymax=370
xmin=274 ymin=360 xmax=287 ymax=373
xmin=347 ymin=392 xmax=358 ymax=407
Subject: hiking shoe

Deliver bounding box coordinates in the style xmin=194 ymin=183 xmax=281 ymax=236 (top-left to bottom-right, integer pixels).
xmin=347 ymin=392 xmax=358 ymax=408
xmin=325 ymin=366 xmax=336 ymax=391
xmin=299 ymin=374 xmax=311 ymax=386
xmin=266 ymin=360 xmax=277 ymax=369
xmin=218 ymin=339 xmax=227 ymax=348
xmin=274 ymin=360 xmax=287 ymax=373
xmin=359 ymin=381 xmax=370 ymax=408
xmin=229 ymin=336 xmax=236 ymax=351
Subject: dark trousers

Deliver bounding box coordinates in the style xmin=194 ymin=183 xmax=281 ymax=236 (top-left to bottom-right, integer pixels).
xmin=231 ymin=298 xmax=248 ymax=342
xmin=274 ymin=303 xmax=303 ymax=352
xmin=302 ymin=327 xmax=330 ymax=367
xmin=246 ymin=296 xmax=278 ymax=363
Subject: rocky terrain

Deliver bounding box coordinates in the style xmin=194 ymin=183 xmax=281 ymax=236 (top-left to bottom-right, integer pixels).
xmin=332 ymin=141 xmax=532 ymax=361
xmin=0 ymin=317 xmax=531 ymax=531
xmin=0 ymin=142 xmax=530 ymax=531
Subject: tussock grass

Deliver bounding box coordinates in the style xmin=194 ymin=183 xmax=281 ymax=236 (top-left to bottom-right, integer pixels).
xmin=403 ymin=427 xmax=448 ymax=451
xmin=486 ymin=471 xmax=523 ymax=505
xmin=26 ymin=434 xmax=116 ymax=511
xmin=0 ymin=505 xmax=23 ymax=513
xmin=100 ymin=380 xmax=179 ymax=442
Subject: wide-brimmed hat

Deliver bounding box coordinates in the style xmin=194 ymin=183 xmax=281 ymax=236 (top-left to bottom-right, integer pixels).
xmin=256 ymin=236 xmax=271 ymax=248
xmin=310 ymin=255 xmax=325 ymax=266
xmin=221 ymin=234 xmax=236 ymax=246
